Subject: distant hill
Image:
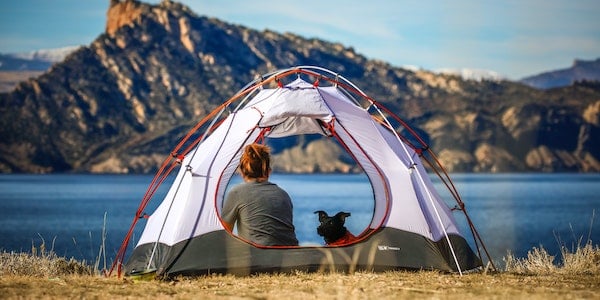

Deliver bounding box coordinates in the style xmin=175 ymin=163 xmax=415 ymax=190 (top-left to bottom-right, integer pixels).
xmin=0 ymin=46 xmax=80 ymax=92
xmin=0 ymin=54 xmax=51 ymax=92
xmin=520 ymin=58 xmax=600 ymax=89
xmin=0 ymin=46 xmax=79 ymax=71
xmin=0 ymin=71 xmax=44 ymax=93
xmin=0 ymin=0 xmax=599 ymax=173
xmin=0 ymin=54 xmax=53 ymax=71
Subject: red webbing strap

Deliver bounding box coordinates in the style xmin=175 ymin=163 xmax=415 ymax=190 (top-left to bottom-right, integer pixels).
xmin=414 ymin=145 xmax=429 ymax=157
xmin=317 ymin=118 xmax=336 ymax=137
xmin=255 ymin=127 xmax=272 ymax=144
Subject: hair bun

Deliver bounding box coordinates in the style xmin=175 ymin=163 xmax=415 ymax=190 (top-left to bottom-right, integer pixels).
xmin=240 ymin=143 xmax=271 ymax=179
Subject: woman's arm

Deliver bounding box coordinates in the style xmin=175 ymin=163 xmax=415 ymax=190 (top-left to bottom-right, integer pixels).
xmin=221 ymin=188 xmax=239 ymax=232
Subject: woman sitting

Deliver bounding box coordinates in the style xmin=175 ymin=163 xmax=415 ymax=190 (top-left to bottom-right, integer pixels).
xmin=221 ymin=143 xmax=298 ymax=246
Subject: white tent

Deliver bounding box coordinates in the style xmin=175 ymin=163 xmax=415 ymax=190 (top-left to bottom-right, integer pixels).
xmin=112 ymin=66 xmax=490 ymax=277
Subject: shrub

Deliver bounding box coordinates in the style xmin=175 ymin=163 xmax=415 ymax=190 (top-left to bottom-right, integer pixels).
xmin=504 ymin=242 xmax=600 ymax=275
xmin=560 ymin=241 xmax=600 ymax=275
xmin=0 ymin=238 xmax=93 ymax=277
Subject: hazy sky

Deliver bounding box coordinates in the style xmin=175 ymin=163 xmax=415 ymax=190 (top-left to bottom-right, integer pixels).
xmin=0 ymin=0 xmax=599 ymax=79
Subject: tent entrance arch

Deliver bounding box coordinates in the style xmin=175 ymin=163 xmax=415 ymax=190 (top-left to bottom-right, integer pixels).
xmin=110 ymin=66 xmax=494 ymax=278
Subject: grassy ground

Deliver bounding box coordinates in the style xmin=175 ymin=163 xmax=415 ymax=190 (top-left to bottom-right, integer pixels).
xmin=1 ymin=243 xmax=599 ymax=299
xmin=2 ymin=271 xmax=599 ymax=299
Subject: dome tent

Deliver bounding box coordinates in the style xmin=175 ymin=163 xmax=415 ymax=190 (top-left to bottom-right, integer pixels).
xmin=111 ymin=66 xmax=491 ymax=278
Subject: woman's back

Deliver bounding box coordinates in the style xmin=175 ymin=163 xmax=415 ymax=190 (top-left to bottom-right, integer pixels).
xmin=223 ymin=181 xmax=298 ymax=246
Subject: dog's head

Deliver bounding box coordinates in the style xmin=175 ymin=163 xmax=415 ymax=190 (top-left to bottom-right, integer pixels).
xmin=314 ymin=210 xmax=351 ymax=244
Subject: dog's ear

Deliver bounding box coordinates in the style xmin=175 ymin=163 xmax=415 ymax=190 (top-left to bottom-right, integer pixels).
xmin=334 ymin=212 xmax=351 ymax=223
xmin=314 ymin=210 xmax=329 ymax=222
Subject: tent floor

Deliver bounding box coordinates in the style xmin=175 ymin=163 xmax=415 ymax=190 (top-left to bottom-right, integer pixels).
xmin=124 ymin=227 xmax=482 ymax=277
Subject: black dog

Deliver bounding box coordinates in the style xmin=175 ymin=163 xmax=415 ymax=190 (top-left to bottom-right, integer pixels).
xmin=314 ymin=210 xmax=357 ymax=246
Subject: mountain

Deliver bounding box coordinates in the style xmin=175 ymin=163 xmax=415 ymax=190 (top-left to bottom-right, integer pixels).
xmin=0 ymin=0 xmax=599 ymax=174
xmin=4 ymin=45 xmax=81 ymax=64
xmin=0 ymin=54 xmax=50 ymax=93
xmin=0 ymin=54 xmax=53 ymax=71
xmin=520 ymin=58 xmax=600 ymax=89
xmin=0 ymin=54 xmax=48 ymax=92
xmin=0 ymin=46 xmax=81 ymax=92
xmin=0 ymin=46 xmax=80 ymax=71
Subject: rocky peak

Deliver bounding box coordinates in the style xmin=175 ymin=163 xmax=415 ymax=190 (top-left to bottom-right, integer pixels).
xmin=106 ymin=0 xmax=146 ymax=36
xmin=0 ymin=0 xmax=598 ymax=174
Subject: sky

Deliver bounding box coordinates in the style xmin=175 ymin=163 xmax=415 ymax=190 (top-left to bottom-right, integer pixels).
xmin=0 ymin=0 xmax=599 ymax=80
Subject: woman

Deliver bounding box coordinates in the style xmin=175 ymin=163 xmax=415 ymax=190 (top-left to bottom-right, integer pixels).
xmin=221 ymin=143 xmax=298 ymax=246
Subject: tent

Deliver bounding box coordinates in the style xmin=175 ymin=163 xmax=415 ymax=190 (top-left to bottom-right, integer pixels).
xmin=111 ymin=66 xmax=492 ymax=278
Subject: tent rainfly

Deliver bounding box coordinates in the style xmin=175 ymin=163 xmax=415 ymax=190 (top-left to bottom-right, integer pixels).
xmin=110 ymin=66 xmax=493 ymax=278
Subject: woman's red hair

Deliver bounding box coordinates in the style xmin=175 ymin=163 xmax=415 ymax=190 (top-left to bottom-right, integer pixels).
xmin=239 ymin=144 xmax=271 ymax=180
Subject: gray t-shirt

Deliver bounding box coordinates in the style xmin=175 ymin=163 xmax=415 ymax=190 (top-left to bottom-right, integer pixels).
xmin=222 ymin=181 xmax=298 ymax=246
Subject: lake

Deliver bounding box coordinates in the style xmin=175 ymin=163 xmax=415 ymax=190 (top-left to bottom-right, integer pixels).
xmin=0 ymin=173 xmax=598 ymax=268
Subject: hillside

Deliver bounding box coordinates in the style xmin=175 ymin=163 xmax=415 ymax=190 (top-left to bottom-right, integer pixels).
xmin=0 ymin=0 xmax=599 ymax=173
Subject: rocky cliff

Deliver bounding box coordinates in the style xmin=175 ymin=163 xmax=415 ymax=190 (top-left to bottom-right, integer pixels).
xmin=0 ymin=0 xmax=599 ymax=173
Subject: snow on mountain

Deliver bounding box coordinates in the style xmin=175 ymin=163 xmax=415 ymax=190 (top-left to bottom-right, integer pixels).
xmin=7 ymin=45 xmax=81 ymax=63
xmin=435 ymin=68 xmax=506 ymax=81
xmin=401 ymin=65 xmax=506 ymax=82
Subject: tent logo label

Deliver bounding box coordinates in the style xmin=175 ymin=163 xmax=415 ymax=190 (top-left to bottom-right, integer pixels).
xmin=377 ymin=245 xmax=401 ymax=251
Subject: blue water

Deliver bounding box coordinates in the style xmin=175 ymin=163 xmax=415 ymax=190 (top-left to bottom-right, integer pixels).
xmin=0 ymin=173 xmax=598 ymax=267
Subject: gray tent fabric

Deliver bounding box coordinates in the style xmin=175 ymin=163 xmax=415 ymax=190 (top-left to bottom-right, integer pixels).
xmin=119 ymin=66 xmax=485 ymax=277
xmin=126 ymin=228 xmax=480 ymax=277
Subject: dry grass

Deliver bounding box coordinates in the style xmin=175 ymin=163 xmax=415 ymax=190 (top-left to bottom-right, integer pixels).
xmin=504 ymin=242 xmax=600 ymax=275
xmin=0 ymin=237 xmax=92 ymax=277
xmin=1 ymin=242 xmax=599 ymax=299
xmin=1 ymin=269 xmax=599 ymax=299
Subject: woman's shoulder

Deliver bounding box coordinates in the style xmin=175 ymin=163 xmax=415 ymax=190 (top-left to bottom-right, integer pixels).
xmin=229 ymin=182 xmax=251 ymax=191
xmin=229 ymin=181 xmax=266 ymax=192
xmin=229 ymin=181 xmax=280 ymax=193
